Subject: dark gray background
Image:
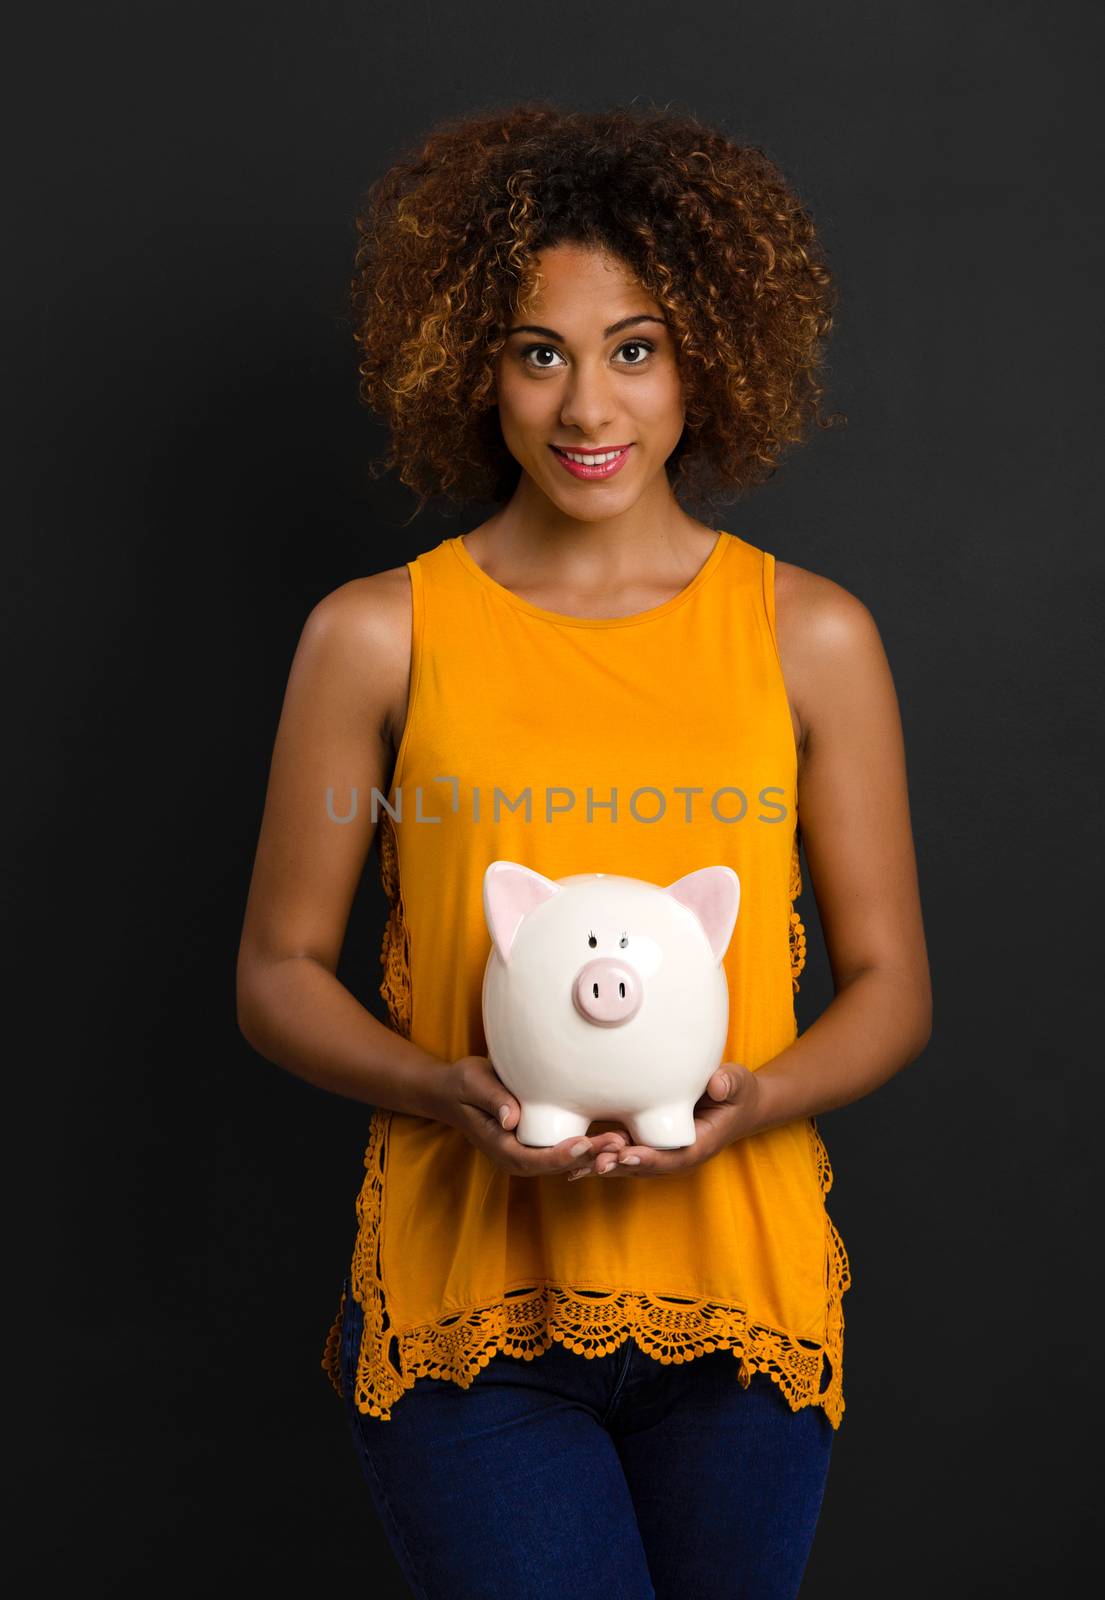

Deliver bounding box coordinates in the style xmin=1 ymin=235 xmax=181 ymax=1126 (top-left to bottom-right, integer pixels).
xmin=10 ymin=1 xmax=1102 ymax=1592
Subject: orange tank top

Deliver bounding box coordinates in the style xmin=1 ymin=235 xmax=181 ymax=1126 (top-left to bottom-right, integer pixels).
xmin=322 ymin=529 xmax=851 ymax=1428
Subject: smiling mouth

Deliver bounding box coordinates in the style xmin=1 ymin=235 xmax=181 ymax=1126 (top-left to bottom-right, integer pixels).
xmin=550 ymin=444 xmax=634 ymax=480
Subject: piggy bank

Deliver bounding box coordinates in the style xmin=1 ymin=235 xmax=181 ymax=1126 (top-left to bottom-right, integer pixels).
xmin=481 ymin=862 xmax=740 ymax=1149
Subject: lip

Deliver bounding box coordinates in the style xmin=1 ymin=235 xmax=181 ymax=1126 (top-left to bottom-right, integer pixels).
xmin=549 ymin=444 xmax=633 ymax=481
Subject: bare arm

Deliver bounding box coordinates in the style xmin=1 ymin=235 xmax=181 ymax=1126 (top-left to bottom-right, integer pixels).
xmin=236 ymin=569 xmax=447 ymax=1117
xmin=747 ymin=564 xmax=933 ymax=1135
xmin=236 ymin=571 xmax=630 ymax=1176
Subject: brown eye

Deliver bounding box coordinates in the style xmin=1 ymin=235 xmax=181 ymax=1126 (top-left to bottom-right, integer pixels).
xmin=520 ymin=340 xmax=655 ymax=371
xmin=520 ymin=344 xmax=565 ymax=369
xmin=614 ymin=340 xmax=654 ymax=365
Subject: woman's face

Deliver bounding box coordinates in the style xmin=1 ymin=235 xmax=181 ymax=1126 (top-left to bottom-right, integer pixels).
xmin=494 ymin=243 xmax=685 ymax=518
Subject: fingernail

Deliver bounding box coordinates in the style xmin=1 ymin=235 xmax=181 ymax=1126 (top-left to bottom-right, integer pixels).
xmin=499 ymin=1106 xmax=511 ymax=1127
xmin=567 ymin=1168 xmax=591 ymax=1181
xmin=570 ymin=1140 xmax=591 ymax=1157
xmin=619 ymin=1155 xmax=641 ymax=1165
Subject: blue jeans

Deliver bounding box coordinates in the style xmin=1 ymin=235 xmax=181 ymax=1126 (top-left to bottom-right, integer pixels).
xmin=338 ymin=1278 xmax=834 ymax=1598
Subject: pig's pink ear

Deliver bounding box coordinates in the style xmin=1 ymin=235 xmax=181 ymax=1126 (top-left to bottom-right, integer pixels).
xmin=663 ymin=866 xmax=741 ymax=963
xmin=483 ymin=861 xmax=562 ymax=963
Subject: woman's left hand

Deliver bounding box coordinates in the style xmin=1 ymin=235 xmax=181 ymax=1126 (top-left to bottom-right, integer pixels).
xmin=568 ymin=1063 xmax=762 ymax=1180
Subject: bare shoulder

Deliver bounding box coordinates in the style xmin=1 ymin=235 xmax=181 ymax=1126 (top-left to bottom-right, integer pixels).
xmin=773 ymin=558 xmax=890 ymax=753
xmin=305 ymin=561 xmax=409 ymax=629
xmin=774 ymin=558 xmax=879 ymax=648
xmin=297 ymin=564 xmax=413 ymax=751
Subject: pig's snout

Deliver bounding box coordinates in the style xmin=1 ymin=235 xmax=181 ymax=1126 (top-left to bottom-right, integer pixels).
xmin=572 ymin=958 xmax=642 ymax=1027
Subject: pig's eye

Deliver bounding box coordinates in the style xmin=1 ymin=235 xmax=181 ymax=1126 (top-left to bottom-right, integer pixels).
xmin=619 ymin=932 xmax=629 ymax=947
xmin=588 ymin=931 xmax=597 ymax=947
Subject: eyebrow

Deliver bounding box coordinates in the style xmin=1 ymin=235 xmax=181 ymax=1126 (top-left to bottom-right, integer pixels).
xmin=506 ymin=314 xmax=668 ymax=340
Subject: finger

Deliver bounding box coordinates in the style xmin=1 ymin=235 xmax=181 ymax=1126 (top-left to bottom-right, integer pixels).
xmin=707 ymin=1063 xmax=747 ymax=1102
xmin=562 ymin=1138 xmax=630 ymax=1178
xmin=565 ymin=1130 xmax=629 ymax=1180
xmin=493 ymin=1130 xmax=594 ymax=1176
xmin=560 ymin=1131 xmax=627 ymax=1165
xmin=551 ymin=1132 xmax=607 ymax=1171
xmin=499 ymin=1119 xmax=626 ymax=1154
xmin=607 ymin=1140 xmax=690 ymax=1174
xmin=578 ymin=1144 xmax=641 ymax=1175
xmin=595 ymin=1130 xmax=628 ymax=1151
xmin=573 ymin=1128 xmax=627 ymax=1148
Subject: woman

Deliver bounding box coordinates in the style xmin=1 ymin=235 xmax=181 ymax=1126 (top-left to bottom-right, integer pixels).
xmin=237 ymin=102 xmax=932 ymax=1600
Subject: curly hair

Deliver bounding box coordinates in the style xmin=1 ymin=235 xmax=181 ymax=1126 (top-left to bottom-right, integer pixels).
xmin=350 ymin=100 xmax=843 ymax=514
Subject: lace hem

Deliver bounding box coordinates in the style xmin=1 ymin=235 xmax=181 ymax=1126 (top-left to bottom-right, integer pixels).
xmin=376 ymin=808 xmax=412 ymax=1039
xmin=320 ymin=813 xmax=850 ymax=1429
xmin=789 ymin=830 xmax=807 ymax=993
xmin=322 ymin=1104 xmax=852 ymax=1429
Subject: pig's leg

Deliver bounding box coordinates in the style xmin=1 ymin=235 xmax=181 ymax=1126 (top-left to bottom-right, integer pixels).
xmin=626 ymin=1102 xmax=697 ymax=1149
xmin=515 ymin=1103 xmax=592 ymax=1147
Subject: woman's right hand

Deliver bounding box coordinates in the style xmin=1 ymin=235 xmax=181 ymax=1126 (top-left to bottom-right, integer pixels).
xmin=439 ymin=1055 xmax=628 ymax=1178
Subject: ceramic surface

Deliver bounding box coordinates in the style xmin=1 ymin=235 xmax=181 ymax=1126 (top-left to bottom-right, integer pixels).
xmin=482 ymin=862 xmax=740 ymax=1148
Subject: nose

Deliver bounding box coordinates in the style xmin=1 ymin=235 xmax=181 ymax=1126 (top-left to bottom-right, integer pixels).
xmin=558 ymin=363 xmax=616 ymax=437
xmin=572 ymin=958 xmax=642 ymax=1027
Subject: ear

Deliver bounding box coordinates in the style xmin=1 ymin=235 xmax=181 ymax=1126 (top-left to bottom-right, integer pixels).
xmin=662 ymin=866 xmax=740 ymax=963
xmin=483 ymin=861 xmax=562 ymax=964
